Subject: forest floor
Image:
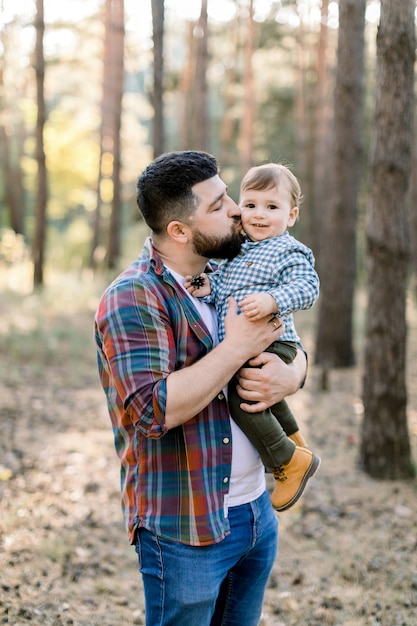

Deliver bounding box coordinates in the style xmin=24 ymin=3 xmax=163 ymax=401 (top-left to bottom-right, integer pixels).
xmin=1 ymin=266 xmax=417 ymax=626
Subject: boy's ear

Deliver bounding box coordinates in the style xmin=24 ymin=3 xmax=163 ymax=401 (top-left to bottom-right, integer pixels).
xmin=288 ymin=206 xmax=299 ymax=227
xmin=166 ymin=220 xmax=191 ymax=243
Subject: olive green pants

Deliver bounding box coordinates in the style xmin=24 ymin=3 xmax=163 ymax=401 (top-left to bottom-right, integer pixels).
xmin=228 ymin=341 xmax=299 ymax=468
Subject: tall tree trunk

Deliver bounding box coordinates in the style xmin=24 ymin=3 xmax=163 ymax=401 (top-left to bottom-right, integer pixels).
xmin=410 ymin=104 xmax=417 ymax=298
xmin=315 ymin=0 xmax=366 ymax=367
xmin=33 ymin=0 xmax=47 ymax=287
xmin=151 ymin=0 xmax=165 ymax=158
xmin=107 ymin=0 xmax=125 ymax=269
xmin=178 ymin=21 xmax=195 ymax=149
xmin=240 ymin=0 xmax=255 ymax=174
xmin=309 ymin=0 xmax=330 ymax=263
xmin=194 ymin=0 xmax=209 ymax=151
xmin=90 ymin=0 xmax=112 ymax=268
xmin=361 ymin=0 xmax=415 ymax=479
xmin=0 ymin=26 xmax=25 ymax=236
xmin=219 ymin=12 xmax=240 ymax=167
xmin=90 ymin=0 xmax=124 ymax=270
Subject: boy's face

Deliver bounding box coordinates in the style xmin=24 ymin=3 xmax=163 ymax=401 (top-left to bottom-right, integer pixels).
xmin=239 ymin=184 xmax=299 ymax=242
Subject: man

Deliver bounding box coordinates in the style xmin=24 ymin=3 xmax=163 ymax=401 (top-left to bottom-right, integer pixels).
xmin=95 ymin=151 xmax=307 ymax=626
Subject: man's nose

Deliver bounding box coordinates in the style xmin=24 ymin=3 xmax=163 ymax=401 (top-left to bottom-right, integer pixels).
xmin=226 ymin=196 xmax=240 ymax=220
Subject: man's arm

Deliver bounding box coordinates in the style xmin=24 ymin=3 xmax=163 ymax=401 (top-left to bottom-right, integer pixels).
xmin=234 ymin=348 xmax=307 ymax=413
xmin=165 ymin=298 xmax=284 ymax=429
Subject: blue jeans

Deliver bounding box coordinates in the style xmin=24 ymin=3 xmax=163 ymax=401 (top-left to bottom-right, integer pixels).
xmin=134 ymin=490 xmax=279 ymax=626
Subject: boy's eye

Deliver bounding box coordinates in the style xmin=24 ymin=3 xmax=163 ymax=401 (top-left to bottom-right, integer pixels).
xmin=268 ymin=204 xmax=278 ymax=210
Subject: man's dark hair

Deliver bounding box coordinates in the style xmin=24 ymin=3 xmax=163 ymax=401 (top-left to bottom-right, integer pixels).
xmin=136 ymin=151 xmax=219 ymax=235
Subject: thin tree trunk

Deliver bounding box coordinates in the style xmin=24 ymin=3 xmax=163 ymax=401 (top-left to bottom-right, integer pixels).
xmin=151 ymin=0 xmax=165 ymax=158
xmin=107 ymin=0 xmax=125 ymax=269
xmin=294 ymin=1 xmax=308 ymax=218
xmin=33 ymin=0 xmax=47 ymax=286
xmin=194 ymin=0 xmax=209 ymax=151
xmin=240 ymin=0 xmax=255 ymax=175
xmin=219 ymin=13 xmax=240 ymax=166
xmin=315 ymin=0 xmax=366 ymax=368
xmin=361 ymin=0 xmax=415 ymax=479
xmin=90 ymin=0 xmax=124 ymax=270
xmin=90 ymin=0 xmax=112 ymax=268
xmin=309 ymin=0 xmax=330 ymax=263
xmin=178 ymin=21 xmax=195 ymax=149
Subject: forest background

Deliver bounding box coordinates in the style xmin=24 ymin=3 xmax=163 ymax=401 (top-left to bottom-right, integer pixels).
xmin=1 ymin=1 xmax=417 ymax=624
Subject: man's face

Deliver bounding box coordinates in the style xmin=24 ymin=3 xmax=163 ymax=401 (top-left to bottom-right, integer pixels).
xmin=189 ymin=175 xmax=242 ymax=260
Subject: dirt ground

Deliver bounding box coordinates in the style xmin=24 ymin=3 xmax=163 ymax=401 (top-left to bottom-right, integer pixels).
xmin=1 ymin=272 xmax=417 ymax=626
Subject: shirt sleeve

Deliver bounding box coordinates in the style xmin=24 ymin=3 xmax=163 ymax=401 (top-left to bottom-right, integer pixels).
xmin=270 ymin=246 xmax=320 ymax=317
xmin=201 ymin=263 xmax=226 ymax=305
xmin=95 ymin=278 xmax=176 ymax=439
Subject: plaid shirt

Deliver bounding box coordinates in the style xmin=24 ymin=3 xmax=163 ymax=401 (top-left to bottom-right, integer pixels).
xmin=94 ymin=238 xmax=233 ymax=546
xmin=205 ymin=231 xmax=320 ymax=343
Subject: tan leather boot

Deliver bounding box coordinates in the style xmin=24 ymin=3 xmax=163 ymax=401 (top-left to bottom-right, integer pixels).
xmin=289 ymin=430 xmax=308 ymax=448
xmin=270 ymin=447 xmax=321 ymax=511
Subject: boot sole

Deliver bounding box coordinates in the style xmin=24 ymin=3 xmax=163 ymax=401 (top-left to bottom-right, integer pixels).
xmin=273 ymin=453 xmax=321 ymax=512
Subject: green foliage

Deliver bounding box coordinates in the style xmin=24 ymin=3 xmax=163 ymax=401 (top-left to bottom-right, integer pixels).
xmin=45 ymin=108 xmax=100 ymax=219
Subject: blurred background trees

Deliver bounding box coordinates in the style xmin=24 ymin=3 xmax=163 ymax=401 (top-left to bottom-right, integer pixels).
xmin=0 ymin=0 xmax=416 ymax=478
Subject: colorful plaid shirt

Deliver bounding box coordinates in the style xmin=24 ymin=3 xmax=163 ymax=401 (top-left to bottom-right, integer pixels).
xmin=204 ymin=231 xmax=320 ymax=343
xmin=94 ymin=237 xmax=233 ymax=546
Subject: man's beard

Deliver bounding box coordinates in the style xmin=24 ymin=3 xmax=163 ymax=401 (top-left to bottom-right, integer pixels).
xmin=192 ymin=227 xmax=242 ymax=261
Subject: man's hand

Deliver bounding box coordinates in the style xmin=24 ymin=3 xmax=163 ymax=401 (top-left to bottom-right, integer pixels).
xmin=223 ymin=298 xmax=284 ymax=365
xmin=235 ymin=349 xmax=307 ymax=412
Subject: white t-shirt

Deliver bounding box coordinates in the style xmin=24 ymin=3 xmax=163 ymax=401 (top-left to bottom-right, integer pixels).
xmin=167 ymin=268 xmax=266 ymax=509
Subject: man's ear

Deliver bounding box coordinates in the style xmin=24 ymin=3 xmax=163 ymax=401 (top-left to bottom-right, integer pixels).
xmin=166 ymin=220 xmax=191 ymax=243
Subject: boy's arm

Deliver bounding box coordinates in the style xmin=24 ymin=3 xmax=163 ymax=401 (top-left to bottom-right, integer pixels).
xmin=240 ymin=292 xmax=278 ymax=320
xmin=268 ymin=248 xmax=320 ymax=316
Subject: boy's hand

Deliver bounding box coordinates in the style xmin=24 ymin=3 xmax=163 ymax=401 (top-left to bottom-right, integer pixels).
xmin=184 ymin=273 xmax=212 ymax=297
xmin=240 ymin=292 xmax=278 ymax=320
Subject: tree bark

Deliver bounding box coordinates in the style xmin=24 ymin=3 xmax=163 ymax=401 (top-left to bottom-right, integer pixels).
xmin=361 ymin=0 xmax=415 ymax=479
xmin=151 ymin=0 xmax=165 ymax=158
xmin=309 ymin=0 xmax=330 ymax=263
xmin=90 ymin=0 xmax=125 ymax=270
xmin=240 ymin=0 xmax=255 ymax=175
xmin=33 ymin=0 xmax=47 ymax=287
xmin=194 ymin=0 xmax=209 ymax=151
xmin=315 ymin=0 xmax=366 ymax=367
xmin=107 ymin=0 xmax=125 ymax=269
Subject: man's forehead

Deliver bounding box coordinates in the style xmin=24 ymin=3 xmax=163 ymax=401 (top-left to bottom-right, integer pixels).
xmin=192 ymin=175 xmax=226 ymax=204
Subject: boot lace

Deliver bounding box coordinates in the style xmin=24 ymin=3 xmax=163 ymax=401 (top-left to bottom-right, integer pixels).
xmin=271 ymin=466 xmax=287 ymax=482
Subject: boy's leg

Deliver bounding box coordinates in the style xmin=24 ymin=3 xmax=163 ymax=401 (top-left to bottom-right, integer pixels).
xmin=228 ymin=378 xmax=295 ymax=468
xmin=228 ymin=378 xmax=320 ymax=511
xmin=268 ymin=341 xmax=309 ymax=445
xmin=230 ymin=341 xmax=320 ymax=511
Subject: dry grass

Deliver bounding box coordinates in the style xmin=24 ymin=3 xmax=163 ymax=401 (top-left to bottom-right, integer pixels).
xmin=1 ymin=265 xmax=417 ymax=626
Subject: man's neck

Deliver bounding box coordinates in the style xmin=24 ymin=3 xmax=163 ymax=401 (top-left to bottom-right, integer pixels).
xmin=151 ymin=238 xmax=207 ymax=277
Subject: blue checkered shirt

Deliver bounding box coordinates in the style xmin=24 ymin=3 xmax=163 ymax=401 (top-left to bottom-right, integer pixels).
xmin=204 ymin=231 xmax=319 ymax=343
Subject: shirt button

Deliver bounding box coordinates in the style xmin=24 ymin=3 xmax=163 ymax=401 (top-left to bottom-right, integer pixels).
xmin=222 ymin=437 xmax=230 ymax=445
xmin=217 ymin=392 xmax=225 ymax=400
xmin=223 ymin=477 xmax=229 ymax=484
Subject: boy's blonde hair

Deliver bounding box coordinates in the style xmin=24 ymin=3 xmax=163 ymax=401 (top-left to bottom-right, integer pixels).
xmin=240 ymin=163 xmax=302 ymax=209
